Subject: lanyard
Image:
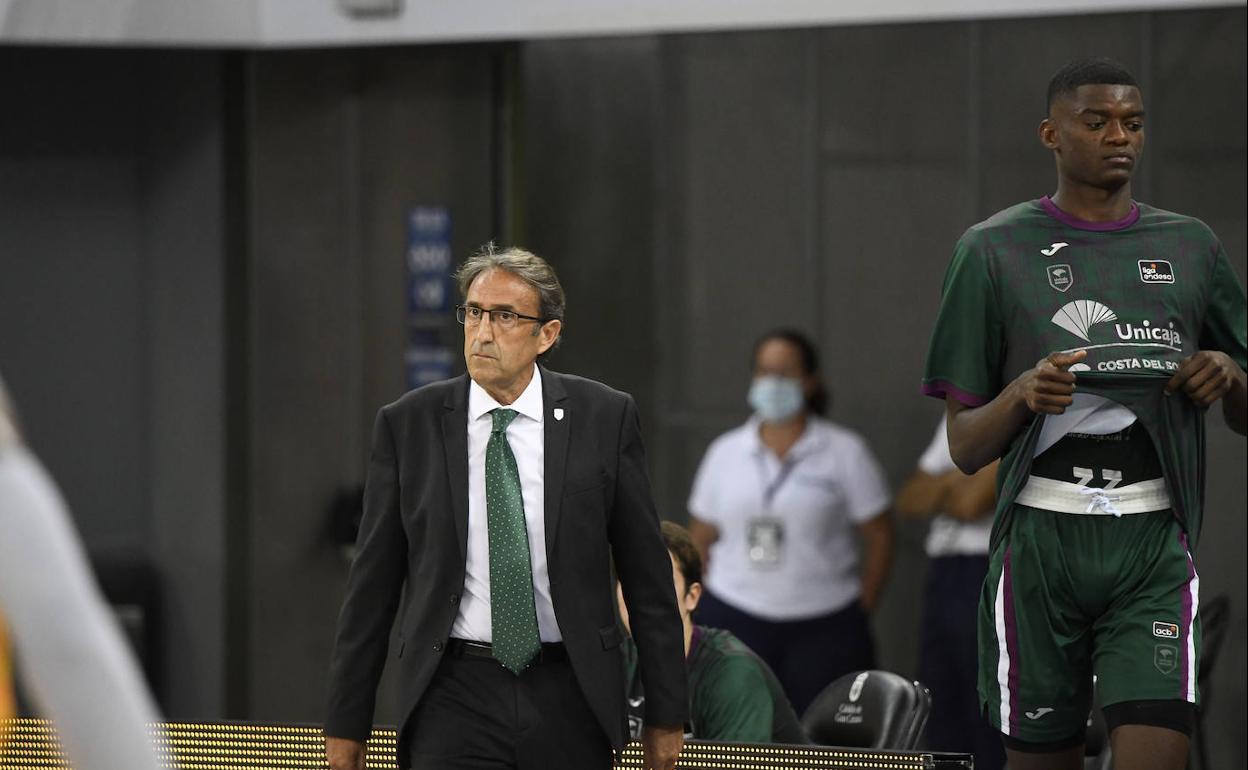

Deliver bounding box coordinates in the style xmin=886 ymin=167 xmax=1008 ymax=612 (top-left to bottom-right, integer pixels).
xmin=757 ymin=452 xmax=802 ymax=512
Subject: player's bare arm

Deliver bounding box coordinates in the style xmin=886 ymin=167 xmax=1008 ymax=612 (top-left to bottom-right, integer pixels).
xmin=1165 ymin=350 xmax=1247 ymax=434
xmin=946 ymin=350 xmax=1087 ymax=473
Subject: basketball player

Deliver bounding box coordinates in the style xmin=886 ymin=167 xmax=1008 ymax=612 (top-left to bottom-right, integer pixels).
xmin=922 ymin=57 xmax=1246 ymax=770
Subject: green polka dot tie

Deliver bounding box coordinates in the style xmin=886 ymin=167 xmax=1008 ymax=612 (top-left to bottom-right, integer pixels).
xmin=486 ymin=408 xmax=541 ymax=674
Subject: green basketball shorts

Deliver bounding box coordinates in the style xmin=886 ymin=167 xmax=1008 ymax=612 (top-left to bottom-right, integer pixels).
xmin=977 ymin=505 xmax=1200 ymax=743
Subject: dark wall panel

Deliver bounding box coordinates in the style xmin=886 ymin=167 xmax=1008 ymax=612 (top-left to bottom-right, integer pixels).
xmin=665 ymin=31 xmax=821 ymax=415
xmin=244 ymin=46 xmax=496 ymax=723
xmin=0 ymin=49 xmax=148 ymax=551
xmin=814 ymin=24 xmax=980 ymax=672
xmin=520 ymin=37 xmax=660 ymax=425
xmin=0 ymin=48 xmax=229 ymax=717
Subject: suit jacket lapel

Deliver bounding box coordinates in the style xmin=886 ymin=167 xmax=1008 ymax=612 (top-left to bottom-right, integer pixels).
xmin=542 ymin=366 xmax=570 ymax=560
xmin=442 ymin=375 xmax=471 ymax=562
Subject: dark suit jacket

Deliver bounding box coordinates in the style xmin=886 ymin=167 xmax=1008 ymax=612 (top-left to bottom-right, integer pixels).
xmin=325 ymin=367 xmax=688 ymax=759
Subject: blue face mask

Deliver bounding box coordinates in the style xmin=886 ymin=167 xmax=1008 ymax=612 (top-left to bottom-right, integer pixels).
xmin=747 ymin=376 xmax=805 ymax=424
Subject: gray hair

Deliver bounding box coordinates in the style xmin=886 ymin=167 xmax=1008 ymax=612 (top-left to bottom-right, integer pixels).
xmin=455 ymin=243 xmax=566 ymax=336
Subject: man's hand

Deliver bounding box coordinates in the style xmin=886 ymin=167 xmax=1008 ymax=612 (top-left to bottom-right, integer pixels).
xmin=325 ymin=736 xmax=366 ymax=770
xmin=1165 ymin=350 xmax=1239 ymax=407
xmin=1014 ymin=350 xmax=1087 ymax=415
xmin=641 ymin=725 xmax=684 ymax=770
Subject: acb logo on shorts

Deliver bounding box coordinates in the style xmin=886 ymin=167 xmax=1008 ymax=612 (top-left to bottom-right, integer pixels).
xmin=1153 ymin=620 xmax=1180 ymax=639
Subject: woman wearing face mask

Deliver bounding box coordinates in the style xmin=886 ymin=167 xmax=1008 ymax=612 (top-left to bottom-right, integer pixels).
xmin=687 ymin=329 xmax=895 ymax=716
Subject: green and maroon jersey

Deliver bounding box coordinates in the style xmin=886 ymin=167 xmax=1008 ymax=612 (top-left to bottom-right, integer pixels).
xmin=623 ymin=626 xmax=807 ymax=744
xmin=922 ymin=197 xmax=1247 ymax=548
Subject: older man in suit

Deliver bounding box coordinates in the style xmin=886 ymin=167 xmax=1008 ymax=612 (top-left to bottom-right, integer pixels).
xmin=324 ymin=245 xmax=687 ymax=770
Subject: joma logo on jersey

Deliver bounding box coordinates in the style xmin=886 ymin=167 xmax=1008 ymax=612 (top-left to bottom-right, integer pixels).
xmin=1139 ymin=260 xmax=1175 ymax=284
xmin=1153 ymin=621 xmax=1180 ymax=639
xmin=1047 ymin=264 xmax=1073 ymax=292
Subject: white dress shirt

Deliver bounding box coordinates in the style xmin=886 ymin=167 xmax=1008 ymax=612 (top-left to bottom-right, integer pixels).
xmin=452 ymin=365 xmax=563 ymax=643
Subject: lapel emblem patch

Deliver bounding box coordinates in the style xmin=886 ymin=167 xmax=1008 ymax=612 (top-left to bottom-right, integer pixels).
xmin=553 ymin=408 xmax=565 ymax=421
xmin=1047 ymin=264 xmax=1073 ymax=293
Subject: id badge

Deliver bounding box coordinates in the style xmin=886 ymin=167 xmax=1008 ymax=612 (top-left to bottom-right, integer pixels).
xmin=747 ymin=517 xmax=784 ymax=567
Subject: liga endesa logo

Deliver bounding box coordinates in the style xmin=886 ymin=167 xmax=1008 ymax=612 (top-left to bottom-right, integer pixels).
xmin=1139 ymin=260 xmax=1175 ymax=284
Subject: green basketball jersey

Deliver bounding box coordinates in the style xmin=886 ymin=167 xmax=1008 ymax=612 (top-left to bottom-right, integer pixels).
xmin=622 ymin=626 xmax=807 ymax=744
xmin=922 ymin=197 xmax=1247 ymax=549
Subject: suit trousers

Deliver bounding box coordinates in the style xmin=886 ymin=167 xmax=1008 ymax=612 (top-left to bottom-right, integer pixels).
xmin=406 ymin=649 xmax=614 ymax=770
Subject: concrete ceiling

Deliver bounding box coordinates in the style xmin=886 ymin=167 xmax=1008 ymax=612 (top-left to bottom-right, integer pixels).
xmin=0 ymin=0 xmax=1238 ymax=48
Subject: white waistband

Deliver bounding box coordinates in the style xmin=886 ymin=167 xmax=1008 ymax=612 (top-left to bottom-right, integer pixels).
xmin=1015 ymin=475 xmax=1170 ymax=516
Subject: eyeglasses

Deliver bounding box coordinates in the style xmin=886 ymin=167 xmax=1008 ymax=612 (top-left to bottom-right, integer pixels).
xmin=455 ymin=304 xmax=545 ymax=331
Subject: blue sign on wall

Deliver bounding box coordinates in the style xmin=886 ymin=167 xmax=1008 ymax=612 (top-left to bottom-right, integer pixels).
xmin=405 ymin=206 xmax=455 ymax=389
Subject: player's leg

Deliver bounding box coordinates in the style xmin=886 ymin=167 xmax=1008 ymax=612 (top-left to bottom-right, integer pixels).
xmin=1107 ymin=712 xmax=1191 ymax=770
xmin=977 ymin=508 xmax=1094 ymax=766
xmin=1093 ymin=513 xmax=1201 ymax=770
xmin=1003 ymin=741 xmax=1083 ymax=770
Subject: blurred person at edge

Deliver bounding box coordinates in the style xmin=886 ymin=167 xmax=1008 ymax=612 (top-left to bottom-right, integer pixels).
xmin=687 ymin=329 xmax=894 ymax=715
xmin=0 ymin=376 xmax=162 ymax=770
xmin=895 ymin=415 xmax=1004 ymax=770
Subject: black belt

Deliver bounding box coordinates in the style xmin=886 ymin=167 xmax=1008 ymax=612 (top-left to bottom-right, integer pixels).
xmin=446 ymin=638 xmax=568 ymax=666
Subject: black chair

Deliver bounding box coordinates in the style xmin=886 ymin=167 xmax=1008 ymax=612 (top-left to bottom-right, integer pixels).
xmin=801 ymin=670 xmax=932 ymax=750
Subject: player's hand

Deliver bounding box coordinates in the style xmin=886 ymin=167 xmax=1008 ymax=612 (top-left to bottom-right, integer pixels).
xmin=325 ymin=736 xmax=366 ymax=770
xmin=1015 ymin=350 xmax=1087 ymax=415
xmin=641 ymin=724 xmax=684 ymax=770
xmin=1166 ymin=350 xmax=1240 ymax=408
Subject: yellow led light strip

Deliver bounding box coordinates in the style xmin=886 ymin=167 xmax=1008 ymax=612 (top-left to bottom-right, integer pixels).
xmin=1 ymin=720 xmax=400 ymax=770
xmin=2 ymin=721 xmax=963 ymax=769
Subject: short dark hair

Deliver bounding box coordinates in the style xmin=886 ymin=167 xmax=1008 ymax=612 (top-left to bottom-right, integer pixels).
xmin=1047 ymin=57 xmax=1139 ymax=112
xmin=660 ymin=521 xmax=702 ymax=593
xmin=751 ymin=328 xmax=830 ymax=416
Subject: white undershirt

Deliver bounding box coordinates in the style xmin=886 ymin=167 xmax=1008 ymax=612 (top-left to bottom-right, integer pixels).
xmin=452 ymin=365 xmax=562 ymax=643
xmin=1034 ymin=393 xmax=1137 ymax=456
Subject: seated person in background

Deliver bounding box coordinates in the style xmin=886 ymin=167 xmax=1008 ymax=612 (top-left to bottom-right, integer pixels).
xmin=618 ymin=521 xmax=807 ymax=745
xmin=895 ymin=416 xmax=1004 ymax=770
